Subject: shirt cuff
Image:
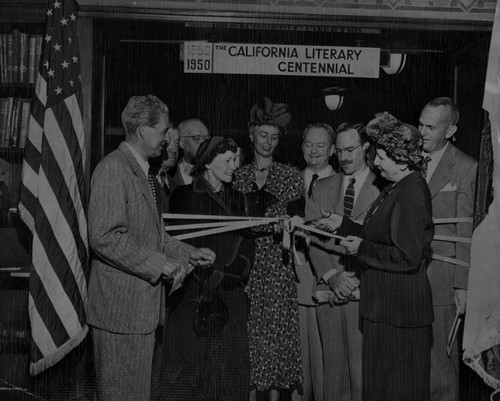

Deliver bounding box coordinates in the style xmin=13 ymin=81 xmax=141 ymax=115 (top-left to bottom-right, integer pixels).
xmin=320 ymin=268 xmax=338 ymax=284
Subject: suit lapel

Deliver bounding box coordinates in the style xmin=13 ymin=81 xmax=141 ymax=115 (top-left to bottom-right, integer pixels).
xmin=327 ymin=173 xmax=343 ymax=215
xmin=352 ymin=171 xmax=378 ymax=220
xmin=428 ymin=144 xmax=455 ymax=199
xmin=118 ymin=143 xmax=160 ymax=225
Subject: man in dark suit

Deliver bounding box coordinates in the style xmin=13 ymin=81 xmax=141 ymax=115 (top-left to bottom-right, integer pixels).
xmin=172 ymin=118 xmax=210 ymax=189
xmin=87 ymin=95 xmax=216 ymax=401
xmin=306 ymin=122 xmax=382 ymax=401
xmin=418 ymin=97 xmax=477 ymax=401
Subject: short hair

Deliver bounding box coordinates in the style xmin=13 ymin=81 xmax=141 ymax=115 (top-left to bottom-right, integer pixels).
xmin=302 ymin=123 xmax=336 ymax=145
xmin=121 ymin=95 xmax=168 ymax=137
xmin=191 ymin=136 xmax=238 ymax=177
xmin=336 ymin=122 xmax=368 ymax=144
xmin=425 ymin=97 xmax=460 ymax=125
xmin=178 ymin=118 xmax=209 ymax=138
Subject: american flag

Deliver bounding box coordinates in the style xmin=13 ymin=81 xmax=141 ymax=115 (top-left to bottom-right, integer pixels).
xmin=18 ymin=0 xmax=88 ymax=375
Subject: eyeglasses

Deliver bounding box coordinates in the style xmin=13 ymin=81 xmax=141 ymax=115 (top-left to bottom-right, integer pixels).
xmin=182 ymin=135 xmax=210 ymax=144
xmin=334 ymin=144 xmax=362 ymax=157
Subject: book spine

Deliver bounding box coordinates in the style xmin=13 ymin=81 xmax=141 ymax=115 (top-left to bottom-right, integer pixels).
xmin=19 ymin=32 xmax=29 ymax=84
xmin=34 ymin=35 xmax=43 ymax=86
xmin=10 ymin=98 xmax=20 ymax=147
xmin=18 ymin=100 xmax=30 ymax=149
xmin=6 ymin=34 xmax=13 ymax=83
xmin=0 ymin=98 xmax=8 ymax=147
xmin=28 ymin=36 xmax=36 ymax=84
xmin=3 ymin=97 xmax=14 ymax=147
xmin=12 ymin=30 xmax=20 ymax=83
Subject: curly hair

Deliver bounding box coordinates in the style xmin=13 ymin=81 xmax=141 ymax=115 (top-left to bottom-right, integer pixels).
xmin=191 ymin=136 xmax=238 ymax=177
xmin=366 ymin=112 xmax=429 ymax=173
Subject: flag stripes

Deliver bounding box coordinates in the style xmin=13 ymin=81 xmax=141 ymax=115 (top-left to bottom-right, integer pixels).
xmin=18 ymin=0 xmax=89 ymax=375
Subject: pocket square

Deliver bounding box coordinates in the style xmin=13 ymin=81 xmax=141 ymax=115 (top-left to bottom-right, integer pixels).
xmin=440 ymin=183 xmax=457 ymax=192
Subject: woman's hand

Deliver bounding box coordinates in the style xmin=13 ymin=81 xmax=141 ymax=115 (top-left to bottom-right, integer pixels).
xmin=313 ymin=210 xmax=343 ymax=233
xmin=340 ymin=236 xmax=362 ymax=255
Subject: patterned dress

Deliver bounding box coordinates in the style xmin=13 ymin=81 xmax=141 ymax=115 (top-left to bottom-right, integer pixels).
xmin=232 ymin=161 xmax=304 ymax=390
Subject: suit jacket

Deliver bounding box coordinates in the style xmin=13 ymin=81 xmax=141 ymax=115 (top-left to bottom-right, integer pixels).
xmin=305 ymin=169 xmax=381 ymax=283
xmin=427 ymin=143 xmax=477 ymax=305
xmin=340 ymin=172 xmax=434 ymax=327
xmin=289 ymin=167 xmax=337 ymax=305
xmin=87 ymin=142 xmax=194 ymax=334
xmin=171 ymin=158 xmax=193 ymax=191
xmin=169 ymin=176 xmax=254 ymax=290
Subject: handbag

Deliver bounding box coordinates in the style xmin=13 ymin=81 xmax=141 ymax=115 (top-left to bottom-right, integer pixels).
xmin=192 ymin=294 xmax=228 ymax=337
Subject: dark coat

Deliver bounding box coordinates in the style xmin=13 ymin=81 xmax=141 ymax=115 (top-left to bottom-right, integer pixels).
xmin=339 ymin=171 xmax=434 ymax=328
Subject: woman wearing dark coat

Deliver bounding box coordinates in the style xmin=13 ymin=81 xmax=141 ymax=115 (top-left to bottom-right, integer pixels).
xmin=315 ymin=112 xmax=434 ymax=401
xmin=162 ymin=137 xmax=254 ymax=401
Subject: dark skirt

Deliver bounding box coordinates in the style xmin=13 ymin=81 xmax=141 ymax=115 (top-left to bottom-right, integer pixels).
xmin=362 ymin=318 xmax=431 ymax=401
xmin=157 ymin=274 xmax=250 ymax=401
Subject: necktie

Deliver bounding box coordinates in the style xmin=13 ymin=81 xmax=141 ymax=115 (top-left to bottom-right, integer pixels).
xmin=148 ymin=170 xmax=157 ymax=204
xmin=308 ymin=173 xmax=319 ymax=198
xmin=343 ymin=177 xmax=356 ymax=217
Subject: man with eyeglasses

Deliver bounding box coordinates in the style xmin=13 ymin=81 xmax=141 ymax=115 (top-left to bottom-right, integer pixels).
xmin=173 ymin=118 xmax=211 ymax=188
xmin=306 ymin=122 xmax=382 ymax=401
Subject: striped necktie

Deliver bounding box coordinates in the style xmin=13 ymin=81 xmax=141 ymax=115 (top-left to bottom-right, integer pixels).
xmin=308 ymin=173 xmax=319 ymax=198
xmin=148 ymin=169 xmax=157 ymax=204
xmin=343 ymin=177 xmax=356 ymax=217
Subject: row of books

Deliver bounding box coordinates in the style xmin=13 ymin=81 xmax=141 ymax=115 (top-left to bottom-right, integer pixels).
xmin=0 ymin=97 xmax=31 ymax=149
xmin=0 ymin=31 xmax=43 ymax=85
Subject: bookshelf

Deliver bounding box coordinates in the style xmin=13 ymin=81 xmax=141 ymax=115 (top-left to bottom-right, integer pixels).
xmin=0 ymin=6 xmax=44 ymax=269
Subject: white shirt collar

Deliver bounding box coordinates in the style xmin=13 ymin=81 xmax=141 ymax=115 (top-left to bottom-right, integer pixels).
xmin=342 ymin=165 xmax=370 ymax=203
xmin=425 ymin=142 xmax=449 ymax=182
xmin=124 ymin=142 xmax=149 ymax=177
xmin=304 ymin=165 xmax=334 ymax=193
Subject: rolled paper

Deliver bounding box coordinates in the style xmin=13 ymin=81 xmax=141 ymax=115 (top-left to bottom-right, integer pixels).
xmin=433 ymin=217 xmax=473 ymax=224
xmin=432 ymin=253 xmax=469 ymax=267
xmin=433 ymin=235 xmax=472 ymax=244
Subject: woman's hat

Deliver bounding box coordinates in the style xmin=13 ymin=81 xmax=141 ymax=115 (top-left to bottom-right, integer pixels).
xmin=366 ymin=111 xmax=429 ymax=171
xmin=248 ymin=97 xmax=291 ymax=134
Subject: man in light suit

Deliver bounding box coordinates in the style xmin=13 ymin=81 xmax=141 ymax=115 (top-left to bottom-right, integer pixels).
xmin=88 ymin=95 xmax=216 ymax=401
xmin=418 ymin=97 xmax=477 ymax=401
xmin=291 ymin=123 xmax=336 ymax=401
xmin=172 ymin=118 xmax=210 ymax=188
xmin=306 ymin=122 xmax=382 ymax=401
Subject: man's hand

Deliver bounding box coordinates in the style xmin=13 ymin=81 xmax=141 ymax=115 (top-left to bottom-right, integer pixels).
xmin=454 ymin=288 xmax=467 ymax=315
xmin=314 ymin=210 xmax=342 ymax=233
xmin=328 ymin=271 xmax=360 ymax=301
xmin=340 ymin=236 xmax=362 ymax=256
xmin=162 ymin=259 xmax=183 ymax=279
xmin=189 ymin=248 xmax=216 ymax=268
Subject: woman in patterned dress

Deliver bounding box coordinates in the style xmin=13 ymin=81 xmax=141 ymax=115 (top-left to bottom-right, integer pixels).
xmin=232 ymin=97 xmax=304 ymax=401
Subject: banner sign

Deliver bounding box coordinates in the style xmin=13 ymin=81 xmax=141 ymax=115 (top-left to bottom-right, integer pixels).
xmin=184 ymin=41 xmax=380 ymax=78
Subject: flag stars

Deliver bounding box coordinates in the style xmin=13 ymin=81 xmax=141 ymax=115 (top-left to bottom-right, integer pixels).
xmin=67 ymin=37 xmax=72 ymax=44
xmin=44 ymin=61 xmax=49 ymax=69
xmin=61 ymin=60 xmax=69 ymax=69
xmin=47 ymin=9 xmax=53 ymax=16
xmin=53 ymin=0 xmax=61 ymax=8
xmin=69 ymin=80 xmax=74 ymax=87
xmin=53 ymin=43 xmax=61 ymax=51
xmin=70 ymin=14 xmax=76 ymax=21
xmin=48 ymin=69 xmax=55 ymax=77
xmin=72 ymin=55 xmax=78 ymax=63
xmin=45 ymin=34 xmax=52 ymax=42
xmin=61 ymin=17 xmax=68 ymax=26
xmin=55 ymin=87 xmax=63 ymax=95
